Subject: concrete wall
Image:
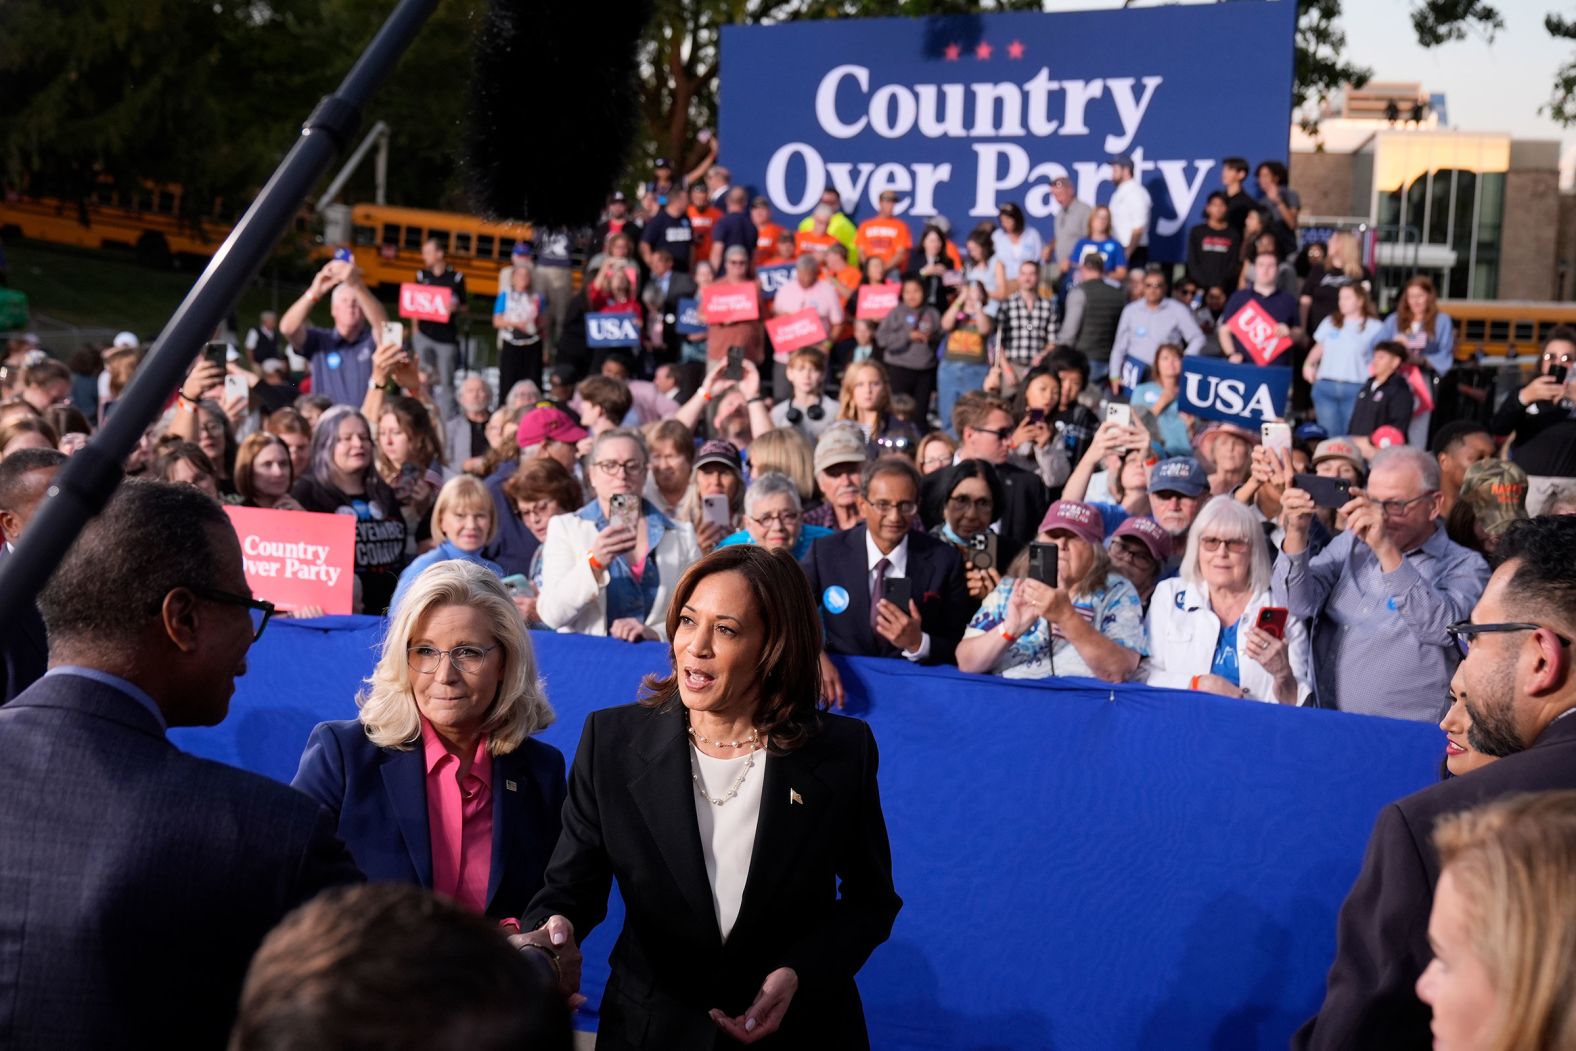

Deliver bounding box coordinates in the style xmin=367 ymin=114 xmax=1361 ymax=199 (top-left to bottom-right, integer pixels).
xmin=1500 ymin=168 xmax=1559 ymax=300
xmin=1290 ymin=151 xmax=1356 ymax=217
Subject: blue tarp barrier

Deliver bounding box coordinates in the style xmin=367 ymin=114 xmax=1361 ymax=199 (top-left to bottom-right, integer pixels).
xmin=173 ymin=617 xmax=1443 ymax=1050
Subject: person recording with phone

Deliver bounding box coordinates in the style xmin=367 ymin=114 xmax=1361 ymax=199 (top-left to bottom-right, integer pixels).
xmin=1272 ymin=445 xmax=1489 ymax=721
xmin=799 ymin=457 xmax=970 ymax=664
xmin=1490 ymin=327 xmax=1576 ymax=513
xmin=1145 ymin=498 xmax=1306 ymax=704
xmin=930 ymin=459 xmax=1005 ymax=609
xmin=279 ymin=255 xmax=389 ymax=408
xmin=681 ymin=439 xmax=745 ymax=555
xmin=956 ymin=500 xmax=1146 ymax=682
xmin=537 ymin=428 xmax=702 ymax=642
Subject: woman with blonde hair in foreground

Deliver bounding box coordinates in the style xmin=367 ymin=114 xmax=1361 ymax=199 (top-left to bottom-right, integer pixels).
xmin=1416 ymin=790 xmax=1576 ymax=1050
xmin=292 ymin=561 xmax=566 ymax=920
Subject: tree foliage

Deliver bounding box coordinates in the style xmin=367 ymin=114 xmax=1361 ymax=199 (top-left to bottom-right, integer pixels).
xmin=1545 ymin=13 xmax=1576 ymax=126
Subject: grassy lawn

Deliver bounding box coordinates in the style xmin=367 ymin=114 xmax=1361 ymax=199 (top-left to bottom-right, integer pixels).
xmin=3 ymin=239 xmax=296 ymax=343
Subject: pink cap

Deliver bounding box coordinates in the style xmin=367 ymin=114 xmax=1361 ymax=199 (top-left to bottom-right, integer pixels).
xmin=517 ymin=406 xmax=588 ymax=449
xmin=1370 ymin=425 xmax=1407 ymax=450
xmin=1037 ymin=500 xmax=1105 ymax=547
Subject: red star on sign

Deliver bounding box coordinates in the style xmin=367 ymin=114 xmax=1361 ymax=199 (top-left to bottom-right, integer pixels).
xmin=943 ymin=43 xmax=960 ymax=61
xmin=975 ymin=40 xmax=993 ymax=60
xmin=1007 ymin=40 xmax=1025 ymax=59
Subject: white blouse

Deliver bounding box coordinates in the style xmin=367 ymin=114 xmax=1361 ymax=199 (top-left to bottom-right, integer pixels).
xmin=690 ymin=745 xmax=767 ymax=942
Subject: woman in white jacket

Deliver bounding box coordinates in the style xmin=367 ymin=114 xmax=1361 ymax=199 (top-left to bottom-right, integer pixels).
xmin=536 ymin=428 xmax=702 ymax=641
xmin=1145 ymin=497 xmax=1309 ymax=704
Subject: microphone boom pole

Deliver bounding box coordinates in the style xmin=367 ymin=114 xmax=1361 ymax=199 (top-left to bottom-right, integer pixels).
xmin=0 ymin=0 xmax=438 ymax=628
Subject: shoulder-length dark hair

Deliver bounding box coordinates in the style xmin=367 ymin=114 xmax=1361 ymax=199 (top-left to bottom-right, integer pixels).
xmin=938 ymin=458 xmax=1005 ymax=519
xmin=639 ymin=545 xmax=824 ymax=751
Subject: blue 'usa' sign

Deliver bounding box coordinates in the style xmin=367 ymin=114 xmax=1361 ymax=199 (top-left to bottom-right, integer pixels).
xmin=1178 ymin=357 xmax=1291 ymax=426
xmin=586 ymin=312 xmax=642 ymax=348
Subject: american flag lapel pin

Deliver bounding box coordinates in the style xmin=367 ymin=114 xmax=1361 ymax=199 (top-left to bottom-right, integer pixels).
xmin=505 ymin=780 xmax=518 ymax=792
xmin=789 ymin=789 xmax=804 ymax=805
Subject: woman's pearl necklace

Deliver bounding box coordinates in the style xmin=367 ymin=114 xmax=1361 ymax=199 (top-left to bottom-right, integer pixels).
xmin=688 ymin=717 xmax=761 ymax=808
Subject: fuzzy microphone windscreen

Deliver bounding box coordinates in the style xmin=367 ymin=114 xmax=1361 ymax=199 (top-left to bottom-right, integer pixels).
xmin=465 ymin=0 xmax=654 ymax=230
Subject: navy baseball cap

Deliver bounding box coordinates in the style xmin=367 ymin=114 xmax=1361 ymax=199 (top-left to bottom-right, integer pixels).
xmin=1149 ymin=456 xmax=1209 ymax=498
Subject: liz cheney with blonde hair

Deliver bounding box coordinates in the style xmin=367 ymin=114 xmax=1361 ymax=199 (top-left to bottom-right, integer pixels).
xmin=293 ymin=561 xmax=567 ymax=920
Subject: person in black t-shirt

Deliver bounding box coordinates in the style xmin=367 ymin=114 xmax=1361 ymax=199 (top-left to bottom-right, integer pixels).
xmin=1348 ymin=341 xmax=1414 ymax=455
xmin=1186 ymin=192 xmax=1241 ymax=293
xmin=639 ymin=193 xmax=694 ymax=273
xmin=414 ymin=239 xmax=467 ymax=419
xmin=290 ymin=406 xmax=408 ymax=614
xmin=1220 ymin=157 xmax=1262 ymax=238
xmin=1490 ymin=329 xmax=1576 ymax=505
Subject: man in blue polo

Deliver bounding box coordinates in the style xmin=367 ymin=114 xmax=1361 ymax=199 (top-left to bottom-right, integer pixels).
xmin=279 ymin=258 xmax=389 ymax=408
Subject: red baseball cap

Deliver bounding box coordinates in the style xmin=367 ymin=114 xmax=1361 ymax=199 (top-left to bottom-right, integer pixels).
xmin=517 ymin=406 xmax=588 ymax=449
xmin=1370 ymin=425 xmax=1407 ymax=450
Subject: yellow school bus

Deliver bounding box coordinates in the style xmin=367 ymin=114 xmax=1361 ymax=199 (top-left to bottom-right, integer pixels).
xmin=333 ymin=204 xmax=536 ymax=299
xmin=1441 ymin=300 xmax=1576 ymax=361
xmin=0 ymin=180 xmax=234 ymax=264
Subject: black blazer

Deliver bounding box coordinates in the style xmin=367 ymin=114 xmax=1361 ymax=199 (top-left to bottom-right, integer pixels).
xmin=0 ymin=673 xmax=362 ymax=1047
xmin=1294 ymin=713 xmax=1576 ymax=1050
xmin=799 ymin=524 xmax=970 ymax=664
xmin=523 ymin=703 xmax=901 ymax=1051
xmin=292 ymin=720 xmax=567 ymax=919
xmin=0 ymin=545 xmax=47 ymax=703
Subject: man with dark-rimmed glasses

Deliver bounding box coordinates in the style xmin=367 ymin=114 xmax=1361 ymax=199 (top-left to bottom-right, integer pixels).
xmin=1273 ymin=445 xmax=1489 ymax=721
xmin=0 ymin=479 xmax=360 ymax=1046
xmin=1295 ymin=513 xmax=1576 ymax=1051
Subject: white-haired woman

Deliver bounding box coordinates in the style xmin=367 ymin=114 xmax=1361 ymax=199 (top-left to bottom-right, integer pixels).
xmin=1145 ymin=496 xmax=1308 ymax=703
xmin=292 ymin=561 xmax=565 ymax=920
xmin=718 ymin=471 xmax=834 ymax=560
xmin=536 ymin=427 xmax=702 ymax=641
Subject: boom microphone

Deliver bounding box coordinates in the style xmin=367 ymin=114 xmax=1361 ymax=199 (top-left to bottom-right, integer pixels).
xmin=466 ymin=0 xmax=655 ymax=230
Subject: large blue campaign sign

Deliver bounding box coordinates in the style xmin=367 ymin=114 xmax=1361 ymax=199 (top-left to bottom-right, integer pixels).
xmin=721 ymin=4 xmax=1296 ymax=260
xmin=1181 ymin=356 xmax=1293 ymax=425
xmin=174 ymin=619 xmax=1440 ymax=1049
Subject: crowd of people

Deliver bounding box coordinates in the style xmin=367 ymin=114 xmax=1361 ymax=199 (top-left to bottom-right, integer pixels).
xmin=6 ymin=144 xmax=1576 ymax=1049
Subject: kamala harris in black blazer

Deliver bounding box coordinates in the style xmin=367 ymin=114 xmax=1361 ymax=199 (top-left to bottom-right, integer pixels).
xmin=518 ymin=545 xmax=902 ymax=1050
xmin=293 ymin=561 xmax=566 ymax=919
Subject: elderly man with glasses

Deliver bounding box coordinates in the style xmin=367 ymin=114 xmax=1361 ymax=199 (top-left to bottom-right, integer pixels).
xmin=1272 ymin=445 xmax=1490 ymax=721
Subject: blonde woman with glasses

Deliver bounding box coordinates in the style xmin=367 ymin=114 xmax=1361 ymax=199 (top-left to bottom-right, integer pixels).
xmin=292 ymin=560 xmax=564 ymax=921
xmin=1145 ymin=496 xmax=1308 ymax=703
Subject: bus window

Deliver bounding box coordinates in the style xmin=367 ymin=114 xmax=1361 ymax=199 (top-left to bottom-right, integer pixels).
xmin=455 ymin=233 xmax=472 ymax=255
xmin=403 ymin=226 xmax=423 ymax=250
xmin=477 ymin=234 xmax=495 ymax=259
xmin=352 ymin=225 xmax=376 ymax=247
xmin=382 ymin=223 xmax=399 ymax=245
xmin=157 ymin=190 xmax=177 ymax=215
xmin=95 ymin=185 xmax=116 ymax=206
xmin=428 ymin=230 xmax=450 ymax=253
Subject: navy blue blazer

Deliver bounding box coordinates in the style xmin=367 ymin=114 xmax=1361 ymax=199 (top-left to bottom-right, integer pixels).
xmin=0 ymin=673 xmax=362 ymax=1047
xmin=292 ymin=719 xmax=567 ymax=919
xmin=799 ymin=524 xmax=971 ymax=664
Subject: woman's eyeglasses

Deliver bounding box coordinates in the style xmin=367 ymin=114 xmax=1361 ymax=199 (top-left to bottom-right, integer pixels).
xmin=1199 ymin=536 xmax=1250 ymax=554
xmin=751 ymin=511 xmax=800 ymax=528
xmin=947 ymin=496 xmax=993 ymax=514
xmin=592 ymin=459 xmax=644 ymax=477
xmin=407 ymin=644 xmax=500 ymax=674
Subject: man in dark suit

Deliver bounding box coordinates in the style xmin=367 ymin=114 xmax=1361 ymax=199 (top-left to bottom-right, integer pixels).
xmin=802 ymin=457 xmax=970 ymax=665
xmin=641 ymin=247 xmax=698 ymax=365
xmin=0 ymin=479 xmax=362 ymax=1046
xmin=1294 ymin=514 xmax=1576 ymax=1050
xmin=0 ymin=447 xmax=64 ymax=702
xmin=920 ymin=394 xmax=1051 ymax=565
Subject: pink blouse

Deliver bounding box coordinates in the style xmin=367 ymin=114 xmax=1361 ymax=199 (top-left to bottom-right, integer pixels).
xmin=422 ymin=719 xmax=494 ymax=912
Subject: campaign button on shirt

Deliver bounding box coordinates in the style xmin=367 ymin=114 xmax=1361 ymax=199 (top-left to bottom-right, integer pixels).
xmin=326 ymin=352 xmax=342 ymax=369
xmin=823 ymin=585 xmax=850 ymax=614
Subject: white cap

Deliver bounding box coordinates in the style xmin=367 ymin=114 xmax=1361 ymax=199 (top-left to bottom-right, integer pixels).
xmin=112 ymin=331 xmax=140 ymax=350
